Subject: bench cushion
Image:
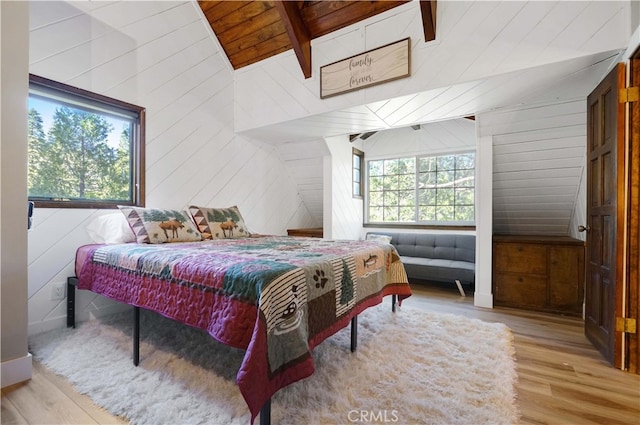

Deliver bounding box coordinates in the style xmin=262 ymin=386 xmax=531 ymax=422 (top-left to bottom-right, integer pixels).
xmin=392 ymin=233 xmax=475 ymax=263
xmin=367 ymin=232 xmax=475 ymax=284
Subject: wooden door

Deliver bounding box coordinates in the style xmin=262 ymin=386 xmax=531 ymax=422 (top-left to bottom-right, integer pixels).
xmin=585 ymin=63 xmax=625 ymax=367
xmin=628 ymin=49 xmax=640 ymax=374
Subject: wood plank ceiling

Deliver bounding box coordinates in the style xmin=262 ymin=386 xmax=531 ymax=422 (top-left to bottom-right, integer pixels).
xmin=198 ymin=1 xmax=435 ymax=78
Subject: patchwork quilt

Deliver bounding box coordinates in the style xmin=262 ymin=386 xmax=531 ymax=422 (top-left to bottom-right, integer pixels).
xmin=76 ymin=236 xmax=411 ymax=422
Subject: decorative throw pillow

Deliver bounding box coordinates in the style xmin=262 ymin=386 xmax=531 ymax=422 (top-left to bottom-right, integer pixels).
xmin=366 ymin=233 xmax=393 ymax=244
xmin=188 ymin=205 xmax=250 ymax=240
xmin=118 ymin=206 xmax=202 ymax=244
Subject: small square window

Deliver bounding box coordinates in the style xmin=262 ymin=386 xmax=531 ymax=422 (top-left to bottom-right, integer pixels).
xmin=352 ymin=148 xmax=364 ymax=199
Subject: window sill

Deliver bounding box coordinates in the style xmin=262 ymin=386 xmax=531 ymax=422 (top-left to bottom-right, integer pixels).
xmin=363 ymin=223 xmax=476 ymax=231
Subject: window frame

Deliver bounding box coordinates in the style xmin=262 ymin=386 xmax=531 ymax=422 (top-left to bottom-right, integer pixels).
xmin=365 ymin=150 xmax=476 ymax=228
xmin=28 ymin=74 xmax=145 ymax=209
xmin=352 ymin=147 xmax=364 ymax=199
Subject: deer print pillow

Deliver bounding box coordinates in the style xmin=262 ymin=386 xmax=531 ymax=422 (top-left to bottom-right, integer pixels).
xmin=188 ymin=205 xmax=251 ymax=240
xmin=118 ymin=206 xmax=203 ymax=244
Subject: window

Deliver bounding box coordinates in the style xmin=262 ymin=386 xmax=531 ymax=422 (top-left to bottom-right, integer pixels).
xmin=367 ymin=152 xmax=475 ymax=225
xmin=353 ymin=147 xmax=364 ymax=198
xmin=28 ymin=74 xmax=145 ymax=208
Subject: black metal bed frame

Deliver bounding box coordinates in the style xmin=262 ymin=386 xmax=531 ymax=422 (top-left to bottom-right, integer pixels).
xmin=66 ymin=276 xmax=398 ymax=425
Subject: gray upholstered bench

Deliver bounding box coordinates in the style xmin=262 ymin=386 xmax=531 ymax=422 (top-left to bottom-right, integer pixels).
xmin=367 ymin=232 xmax=475 ymax=296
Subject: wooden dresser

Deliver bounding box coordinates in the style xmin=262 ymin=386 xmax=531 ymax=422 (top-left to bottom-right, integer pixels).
xmin=493 ymin=235 xmax=585 ymax=315
xmin=286 ymin=227 xmax=323 ymax=238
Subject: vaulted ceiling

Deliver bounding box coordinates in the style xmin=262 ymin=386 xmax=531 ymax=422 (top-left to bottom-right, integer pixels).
xmin=198 ymin=1 xmax=435 ymax=78
xmin=222 ymin=0 xmax=629 ymax=235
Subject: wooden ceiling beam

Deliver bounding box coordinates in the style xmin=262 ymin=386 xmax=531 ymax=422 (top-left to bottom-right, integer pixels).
xmin=419 ymin=1 xmax=436 ymax=42
xmin=273 ymin=0 xmax=312 ymax=79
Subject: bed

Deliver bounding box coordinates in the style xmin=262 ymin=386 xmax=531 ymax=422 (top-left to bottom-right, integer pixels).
xmin=71 ymin=234 xmax=411 ymax=423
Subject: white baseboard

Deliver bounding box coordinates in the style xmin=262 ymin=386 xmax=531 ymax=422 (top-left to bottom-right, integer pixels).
xmin=28 ymin=303 xmax=129 ymax=336
xmin=1 ymin=353 xmax=32 ymax=388
xmin=473 ymin=291 xmax=494 ymax=309
xmin=29 ymin=316 xmax=66 ymax=336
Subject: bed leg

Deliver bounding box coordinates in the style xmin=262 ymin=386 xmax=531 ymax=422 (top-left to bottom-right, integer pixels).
xmin=259 ymin=398 xmax=271 ymax=425
xmin=391 ymin=294 xmax=397 ymax=313
xmin=350 ymin=315 xmax=358 ymax=352
xmin=66 ymin=277 xmax=77 ymax=328
xmin=133 ymin=306 xmax=140 ymax=366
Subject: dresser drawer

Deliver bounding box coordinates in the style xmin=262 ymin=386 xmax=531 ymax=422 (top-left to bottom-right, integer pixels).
xmin=494 ymin=243 xmax=547 ymax=275
xmin=494 ymin=273 xmax=547 ymax=308
xmin=548 ymin=246 xmax=584 ymax=312
xmin=287 ymin=228 xmax=323 ymax=238
xmin=493 ymin=235 xmax=584 ymax=315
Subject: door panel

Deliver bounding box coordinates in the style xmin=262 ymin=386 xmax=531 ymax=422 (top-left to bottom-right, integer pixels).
xmin=627 ymin=50 xmax=640 ymax=374
xmin=585 ymin=63 xmax=625 ymax=366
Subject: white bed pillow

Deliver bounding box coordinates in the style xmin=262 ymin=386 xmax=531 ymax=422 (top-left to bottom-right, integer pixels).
xmin=86 ymin=212 xmax=136 ymax=244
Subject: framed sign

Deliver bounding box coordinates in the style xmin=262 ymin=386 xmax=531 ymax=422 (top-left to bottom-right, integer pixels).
xmin=320 ymin=37 xmax=410 ymax=99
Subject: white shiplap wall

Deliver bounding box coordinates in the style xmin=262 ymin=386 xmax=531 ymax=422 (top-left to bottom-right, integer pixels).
xmin=478 ymin=100 xmax=587 ymax=236
xmin=323 ymin=136 xmax=364 ymax=240
xmin=27 ymin=1 xmax=314 ymax=334
xmin=363 ymin=118 xmax=476 ymax=160
xmin=277 ymin=139 xmax=329 ymax=227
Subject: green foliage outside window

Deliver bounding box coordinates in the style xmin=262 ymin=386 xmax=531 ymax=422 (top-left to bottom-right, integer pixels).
xmin=28 ymin=107 xmax=131 ymax=202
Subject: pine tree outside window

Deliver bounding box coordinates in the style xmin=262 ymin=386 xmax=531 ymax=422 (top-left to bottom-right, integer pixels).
xmin=28 ymin=74 xmax=145 ymax=208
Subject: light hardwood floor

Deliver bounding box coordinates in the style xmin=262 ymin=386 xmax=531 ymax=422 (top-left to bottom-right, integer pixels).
xmin=2 ymin=283 xmax=639 ymax=424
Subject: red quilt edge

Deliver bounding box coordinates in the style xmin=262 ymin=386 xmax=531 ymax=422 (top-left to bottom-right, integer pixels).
xmin=240 ymin=285 xmax=412 ymax=424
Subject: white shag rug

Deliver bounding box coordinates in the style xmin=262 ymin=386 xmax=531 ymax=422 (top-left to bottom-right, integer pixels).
xmin=29 ymin=304 xmax=519 ymax=425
